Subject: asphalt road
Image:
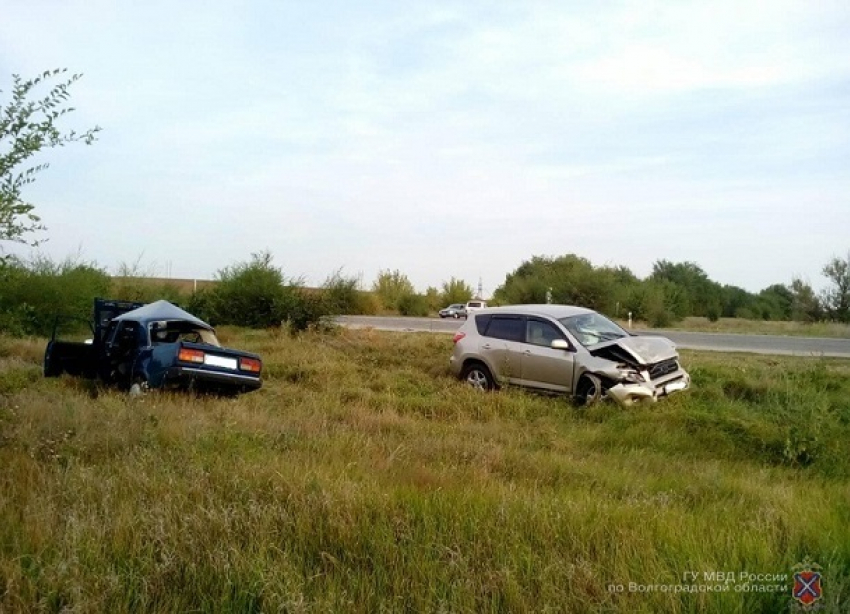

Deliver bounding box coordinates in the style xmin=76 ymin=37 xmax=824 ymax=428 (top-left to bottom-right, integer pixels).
xmin=337 ymin=315 xmax=850 ymax=358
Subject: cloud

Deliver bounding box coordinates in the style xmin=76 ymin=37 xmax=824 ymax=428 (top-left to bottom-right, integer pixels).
xmin=1 ymin=0 xmax=848 ymax=293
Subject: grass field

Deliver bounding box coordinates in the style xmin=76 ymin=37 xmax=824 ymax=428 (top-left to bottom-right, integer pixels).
xmin=1 ymin=329 xmax=849 ymax=613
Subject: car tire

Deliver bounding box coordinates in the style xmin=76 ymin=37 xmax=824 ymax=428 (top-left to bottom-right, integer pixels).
xmin=43 ymin=348 xmax=61 ymax=378
xmin=461 ymin=362 xmax=496 ymax=391
xmin=129 ymin=377 xmax=151 ymax=397
xmin=575 ymin=373 xmax=602 ymax=406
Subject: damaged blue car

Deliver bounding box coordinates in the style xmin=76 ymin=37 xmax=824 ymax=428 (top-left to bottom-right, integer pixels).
xmin=44 ymin=298 xmax=263 ymax=394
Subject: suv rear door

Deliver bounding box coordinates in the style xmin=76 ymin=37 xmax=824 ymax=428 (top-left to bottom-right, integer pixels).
xmin=519 ymin=317 xmax=576 ymax=392
xmin=478 ymin=315 xmax=525 ymax=384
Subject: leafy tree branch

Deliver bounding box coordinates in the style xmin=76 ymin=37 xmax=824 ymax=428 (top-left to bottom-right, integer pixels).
xmin=1 ymin=68 xmax=101 ymax=251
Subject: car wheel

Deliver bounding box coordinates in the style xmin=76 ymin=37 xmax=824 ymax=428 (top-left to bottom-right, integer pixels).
xmin=575 ymin=374 xmax=602 ymax=406
xmin=129 ymin=377 xmax=151 ymax=397
xmin=461 ymin=362 xmax=495 ymax=391
xmin=43 ymin=348 xmax=61 ymax=378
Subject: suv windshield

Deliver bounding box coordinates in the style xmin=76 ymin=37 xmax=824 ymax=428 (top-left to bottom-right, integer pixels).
xmin=559 ymin=313 xmax=627 ymax=347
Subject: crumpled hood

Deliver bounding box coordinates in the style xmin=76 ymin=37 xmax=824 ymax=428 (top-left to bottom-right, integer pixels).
xmin=590 ymin=335 xmax=678 ymax=366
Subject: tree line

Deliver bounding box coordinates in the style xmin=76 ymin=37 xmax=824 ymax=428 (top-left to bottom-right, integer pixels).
xmin=0 ymin=251 xmax=478 ymax=336
xmin=2 ymin=249 xmax=848 ymax=338
xmin=491 ymin=253 xmax=850 ymax=326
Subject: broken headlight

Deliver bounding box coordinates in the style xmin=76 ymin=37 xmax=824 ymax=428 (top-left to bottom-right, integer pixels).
xmin=617 ymin=365 xmax=646 ymax=383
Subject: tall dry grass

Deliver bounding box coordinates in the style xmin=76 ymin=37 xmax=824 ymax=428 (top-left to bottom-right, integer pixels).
xmin=1 ymin=330 xmax=848 ymax=612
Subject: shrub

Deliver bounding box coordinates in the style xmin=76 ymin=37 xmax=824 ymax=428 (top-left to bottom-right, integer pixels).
xmin=108 ymin=259 xmax=188 ymax=305
xmin=205 ymin=251 xmax=330 ymax=331
xmin=185 ymin=289 xmax=216 ymax=324
xmin=646 ymin=304 xmax=674 ymax=328
xmin=354 ymin=291 xmax=381 ymax=315
xmin=0 ymin=303 xmax=33 ymax=337
xmin=625 ymin=282 xmax=677 ymax=328
xmin=735 ymin=307 xmax=756 ymax=320
xmin=278 ymin=289 xmax=329 ymax=332
xmin=398 ymin=293 xmax=430 ymax=317
xmin=372 ymin=270 xmax=415 ymax=312
xmin=425 ymin=286 xmax=442 ymax=312
xmin=323 ymin=270 xmax=362 ymax=315
xmin=0 ymin=254 xmax=110 ymax=336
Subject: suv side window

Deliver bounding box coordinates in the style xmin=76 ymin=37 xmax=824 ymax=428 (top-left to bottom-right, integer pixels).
xmin=525 ymin=318 xmax=565 ymax=347
xmin=483 ymin=315 xmax=524 ymax=342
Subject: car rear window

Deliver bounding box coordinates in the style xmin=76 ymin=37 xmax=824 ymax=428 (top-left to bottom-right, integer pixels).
xmin=483 ymin=316 xmax=524 ymax=342
xmin=474 ymin=314 xmax=491 ymax=334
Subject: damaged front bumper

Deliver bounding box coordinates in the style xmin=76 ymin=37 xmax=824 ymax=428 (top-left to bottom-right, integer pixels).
xmin=606 ymin=374 xmax=690 ymax=407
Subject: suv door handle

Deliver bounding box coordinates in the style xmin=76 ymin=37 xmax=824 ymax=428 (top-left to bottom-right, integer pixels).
xmin=482 ymin=343 xmax=492 ymax=349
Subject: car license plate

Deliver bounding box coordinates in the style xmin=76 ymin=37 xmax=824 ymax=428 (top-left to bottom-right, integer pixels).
xmin=204 ymin=355 xmax=237 ymax=370
xmin=665 ymin=380 xmax=686 ymax=394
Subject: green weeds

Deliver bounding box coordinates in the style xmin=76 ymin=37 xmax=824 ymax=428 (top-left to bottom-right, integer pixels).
xmin=0 ymin=330 xmax=848 ymax=612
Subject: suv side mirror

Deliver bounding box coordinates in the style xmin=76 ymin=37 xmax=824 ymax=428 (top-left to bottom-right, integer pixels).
xmin=550 ymin=339 xmax=570 ymax=351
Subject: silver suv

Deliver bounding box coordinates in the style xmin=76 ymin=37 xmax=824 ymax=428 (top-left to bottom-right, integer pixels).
xmin=450 ymin=304 xmax=690 ymax=406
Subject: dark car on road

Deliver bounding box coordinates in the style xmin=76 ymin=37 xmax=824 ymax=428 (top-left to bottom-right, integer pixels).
xmin=439 ymin=303 xmax=467 ymax=318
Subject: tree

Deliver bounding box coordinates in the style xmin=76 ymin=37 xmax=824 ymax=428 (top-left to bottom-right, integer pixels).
xmin=371 ymin=269 xmax=416 ymax=311
xmin=493 ymin=254 xmax=624 ymax=313
xmin=650 ymin=260 xmax=725 ymax=318
xmin=821 ymin=252 xmax=850 ymax=322
xmin=440 ymin=277 xmax=473 ymax=305
xmin=790 ymin=277 xmax=822 ymax=323
xmin=1 ymin=69 xmax=100 ymax=252
xmin=757 ymin=284 xmax=794 ymax=320
xmin=424 ymin=286 xmax=442 ymax=312
xmin=720 ymin=284 xmax=756 ymax=318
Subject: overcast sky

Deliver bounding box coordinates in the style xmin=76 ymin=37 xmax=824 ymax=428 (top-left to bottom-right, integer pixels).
xmin=1 ymin=0 xmax=848 ymax=295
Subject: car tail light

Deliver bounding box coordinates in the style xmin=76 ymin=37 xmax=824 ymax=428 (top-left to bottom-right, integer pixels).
xmin=452 ymin=331 xmax=466 ymax=344
xmin=239 ymin=357 xmax=262 ymax=373
xmin=178 ymin=348 xmax=205 ymax=363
